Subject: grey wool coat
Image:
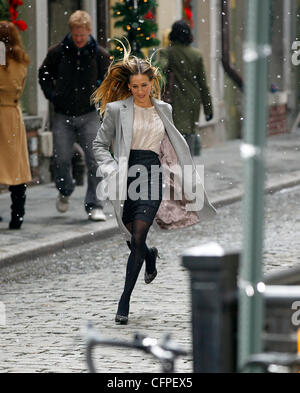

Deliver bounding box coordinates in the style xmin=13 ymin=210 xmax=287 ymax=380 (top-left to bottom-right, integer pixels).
xmin=93 ymin=95 xmax=216 ymax=241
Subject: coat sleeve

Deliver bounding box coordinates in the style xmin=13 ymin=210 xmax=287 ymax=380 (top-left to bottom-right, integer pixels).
xmin=197 ymin=55 xmax=213 ymax=118
xmin=93 ymin=104 xmax=118 ymax=178
xmin=159 ymin=49 xmax=169 ymax=73
xmin=38 ymin=45 xmax=60 ymax=102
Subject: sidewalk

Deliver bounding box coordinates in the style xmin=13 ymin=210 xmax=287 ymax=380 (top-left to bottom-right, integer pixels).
xmin=1 ymin=129 xmax=299 ymax=267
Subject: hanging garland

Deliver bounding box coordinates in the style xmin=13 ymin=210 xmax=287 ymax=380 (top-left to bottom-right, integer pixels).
xmin=9 ymin=0 xmax=27 ymax=31
xmin=0 ymin=0 xmax=28 ymax=31
xmin=183 ymin=0 xmax=194 ymax=29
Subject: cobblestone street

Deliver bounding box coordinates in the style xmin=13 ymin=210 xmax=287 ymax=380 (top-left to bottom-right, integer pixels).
xmin=0 ymin=186 xmax=299 ymax=373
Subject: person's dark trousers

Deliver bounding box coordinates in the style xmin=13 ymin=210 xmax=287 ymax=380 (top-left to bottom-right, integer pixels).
xmin=9 ymin=184 xmax=27 ymax=230
xmin=183 ymin=133 xmax=201 ymax=156
xmin=52 ymin=111 xmax=104 ymax=212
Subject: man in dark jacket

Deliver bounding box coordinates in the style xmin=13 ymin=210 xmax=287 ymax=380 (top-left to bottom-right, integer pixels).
xmin=39 ymin=10 xmax=110 ymax=221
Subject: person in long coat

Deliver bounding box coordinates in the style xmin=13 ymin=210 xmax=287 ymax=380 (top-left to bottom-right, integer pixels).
xmin=92 ymin=45 xmax=216 ymax=325
xmin=0 ymin=21 xmax=31 ymax=230
xmin=160 ymin=20 xmax=213 ymax=155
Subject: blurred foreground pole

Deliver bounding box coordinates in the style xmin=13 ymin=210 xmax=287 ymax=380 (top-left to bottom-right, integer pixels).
xmin=182 ymin=243 xmax=239 ymax=372
xmin=238 ymin=0 xmax=271 ymax=369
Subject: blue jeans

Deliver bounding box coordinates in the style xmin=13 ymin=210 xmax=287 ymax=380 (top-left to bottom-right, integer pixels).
xmin=52 ymin=111 xmax=103 ymax=212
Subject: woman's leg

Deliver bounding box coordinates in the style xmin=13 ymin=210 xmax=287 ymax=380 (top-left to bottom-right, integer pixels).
xmin=117 ymin=219 xmax=152 ymax=317
xmin=8 ymin=183 xmax=27 ymax=230
xmin=125 ymin=223 xmax=157 ymax=275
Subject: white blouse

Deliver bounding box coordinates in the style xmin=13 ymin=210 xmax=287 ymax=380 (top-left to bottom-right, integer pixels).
xmin=131 ymin=103 xmax=165 ymax=155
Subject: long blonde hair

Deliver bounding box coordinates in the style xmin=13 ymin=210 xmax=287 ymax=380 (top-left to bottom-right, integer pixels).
xmin=91 ymin=41 xmax=162 ymax=116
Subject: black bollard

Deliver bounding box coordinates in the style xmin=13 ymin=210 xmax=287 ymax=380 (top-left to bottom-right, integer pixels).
xmin=182 ymin=242 xmax=239 ymax=373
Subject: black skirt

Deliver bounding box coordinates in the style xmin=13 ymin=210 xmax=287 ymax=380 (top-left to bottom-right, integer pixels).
xmin=122 ymin=149 xmax=163 ymax=225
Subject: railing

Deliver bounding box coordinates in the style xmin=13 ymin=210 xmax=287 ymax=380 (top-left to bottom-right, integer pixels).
xmin=83 ymin=322 xmax=188 ymax=373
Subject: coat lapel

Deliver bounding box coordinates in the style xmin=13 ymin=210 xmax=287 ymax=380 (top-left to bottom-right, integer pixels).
xmin=153 ymin=98 xmax=192 ymax=166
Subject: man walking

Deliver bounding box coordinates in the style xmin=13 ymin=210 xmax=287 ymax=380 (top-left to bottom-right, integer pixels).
xmin=39 ymin=10 xmax=110 ymax=221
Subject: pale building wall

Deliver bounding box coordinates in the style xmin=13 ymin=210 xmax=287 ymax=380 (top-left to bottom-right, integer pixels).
xmin=156 ymin=0 xmax=181 ymax=47
xmin=194 ymin=0 xmax=226 ymax=145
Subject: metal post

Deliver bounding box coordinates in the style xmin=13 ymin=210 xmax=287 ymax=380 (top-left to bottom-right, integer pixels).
xmin=182 ymin=243 xmax=239 ymax=372
xmin=238 ymin=0 xmax=271 ymax=369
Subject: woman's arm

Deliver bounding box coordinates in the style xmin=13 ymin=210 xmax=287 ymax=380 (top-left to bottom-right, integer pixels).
xmin=93 ymin=104 xmax=118 ymax=178
xmin=38 ymin=45 xmax=60 ymax=102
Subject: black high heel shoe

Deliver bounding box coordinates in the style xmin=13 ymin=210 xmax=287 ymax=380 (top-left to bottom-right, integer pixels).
xmin=144 ymin=247 xmax=160 ymax=284
xmin=115 ymin=298 xmax=129 ymax=325
xmin=9 ymin=216 xmax=23 ymax=230
xmin=115 ymin=314 xmax=128 ymax=325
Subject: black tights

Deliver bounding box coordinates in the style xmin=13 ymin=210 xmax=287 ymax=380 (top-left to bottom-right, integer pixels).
xmin=117 ymin=219 xmax=155 ymax=317
xmin=9 ymin=184 xmax=27 ymax=229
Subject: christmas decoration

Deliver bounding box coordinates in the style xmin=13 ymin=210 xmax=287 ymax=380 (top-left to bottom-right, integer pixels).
xmin=9 ymin=0 xmax=27 ymax=31
xmin=183 ymin=0 xmax=194 ymax=29
xmin=111 ymin=0 xmax=160 ymax=59
xmin=0 ymin=0 xmax=27 ymax=31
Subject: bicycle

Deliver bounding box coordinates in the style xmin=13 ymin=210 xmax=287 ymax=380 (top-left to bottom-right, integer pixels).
xmin=82 ymin=322 xmax=189 ymax=373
